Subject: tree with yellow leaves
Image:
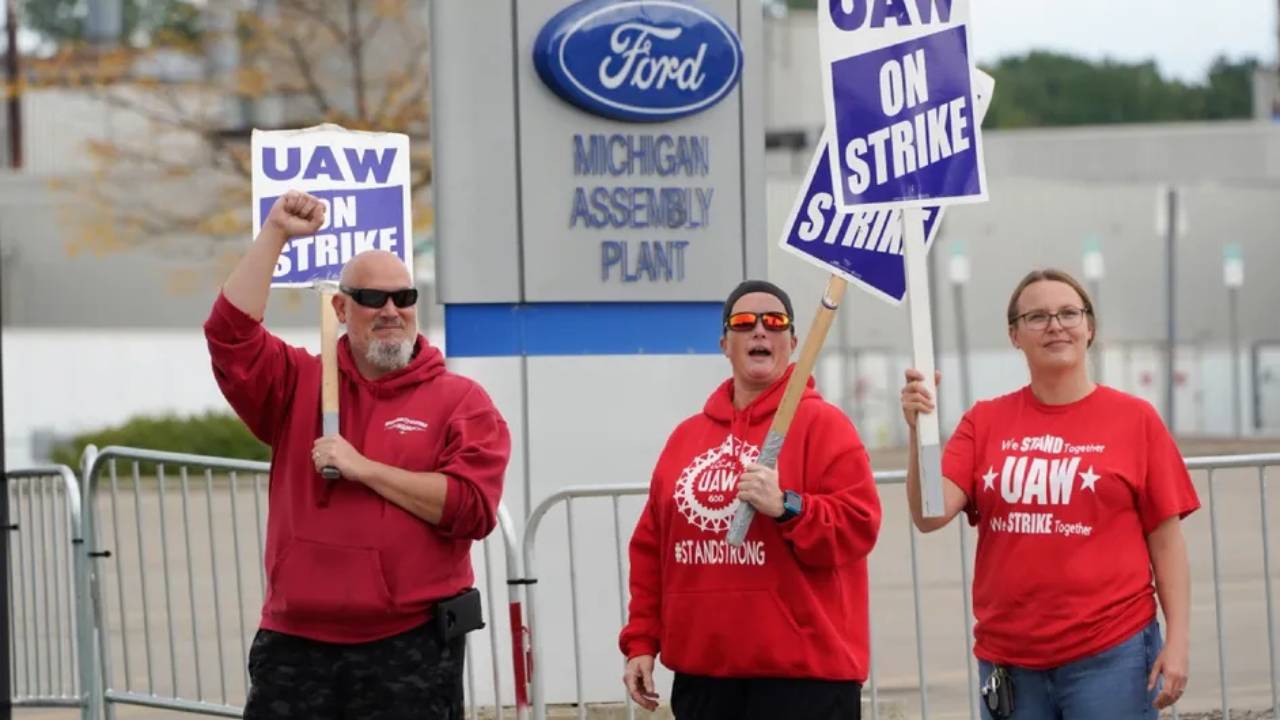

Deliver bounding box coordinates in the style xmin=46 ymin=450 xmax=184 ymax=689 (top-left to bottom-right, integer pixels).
xmin=45 ymin=0 xmax=433 ymax=281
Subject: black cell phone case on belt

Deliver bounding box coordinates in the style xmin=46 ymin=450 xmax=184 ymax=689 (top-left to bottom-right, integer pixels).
xmin=435 ymin=588 xmax=485 ymax=642
xmin=982 ymin=666 xmax=1014 ymax=719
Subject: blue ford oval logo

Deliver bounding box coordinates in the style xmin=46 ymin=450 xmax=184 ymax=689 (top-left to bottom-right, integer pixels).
xmin=533 ymin=0 xmax=744 ymax=123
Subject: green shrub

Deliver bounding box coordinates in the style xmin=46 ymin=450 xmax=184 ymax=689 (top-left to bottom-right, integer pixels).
xmin=50 ymin=412 xmax=270 ymax=466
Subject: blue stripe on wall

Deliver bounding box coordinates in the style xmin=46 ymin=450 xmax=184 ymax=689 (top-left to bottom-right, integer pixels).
xmin=443 ymin=303 xmax=725 ymax=357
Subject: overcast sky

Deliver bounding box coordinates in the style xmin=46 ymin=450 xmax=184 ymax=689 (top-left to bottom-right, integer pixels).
xmin=1 ymin=1 xmax=1277 ymax=83
xmin=970 ymin=0 xmax=1277 ymax=81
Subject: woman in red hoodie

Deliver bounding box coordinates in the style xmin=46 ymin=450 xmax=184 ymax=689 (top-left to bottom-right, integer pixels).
xmin=900 ymin=269 xmax=1198 ymax=720
xmin=620 ymin=280 xmax=882 ymax=720
xmin=206 ymin=191 xmax=510 ymax=719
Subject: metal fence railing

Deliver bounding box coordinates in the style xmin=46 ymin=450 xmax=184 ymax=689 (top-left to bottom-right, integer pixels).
xmin=472 ymin=502 xmax=531 ymax=720
xmin=6 ymin=448 xmax=1280 ymax=720
xmin=4 ymin=464 xmax=85 ymax=710
xmin=521 ymin=485 xmax=645 ymax=720
xmin=1187 ymin=453 xmax=1280 ymax=720
xmin=81 ymin=445 xmax=274 ymax=718
xmin=76 ymin=444 xmax=524 ymax=720
xmin=517 ymin=453 xmax=1280 ymax=720
xmin=515 ymin=475 xmax=972 ymax=720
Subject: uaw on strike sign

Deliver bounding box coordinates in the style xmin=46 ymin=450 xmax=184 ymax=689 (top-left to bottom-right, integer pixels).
xmin=818 ymin=0 xmax=987 ymax=210
xmin=780 ymin=70 xmax=993 ymax=304
xmin=252 ymin=125 xmax=414 ymax=286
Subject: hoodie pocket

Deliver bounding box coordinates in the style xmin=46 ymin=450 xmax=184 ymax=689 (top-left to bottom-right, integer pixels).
xmin=660 ymin=589 xmax=805 ymax=674
xmin=267 ymin=539 xmax=395 ymax=620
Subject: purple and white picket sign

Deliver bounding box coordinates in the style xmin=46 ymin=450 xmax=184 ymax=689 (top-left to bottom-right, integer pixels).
xmin=779 ymin=69 xmax=994 ymax=305
xmin=251 ymin=124 xmax=414 ymax=287
xmin=817 ymin=0 xmax=987 ymax=211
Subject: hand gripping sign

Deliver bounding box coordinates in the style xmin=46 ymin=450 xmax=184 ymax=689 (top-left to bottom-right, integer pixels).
xmin=817 ymin=0 xmax=987 ymax=211
xmin=252 ymin=124 xmax=414 ymax=482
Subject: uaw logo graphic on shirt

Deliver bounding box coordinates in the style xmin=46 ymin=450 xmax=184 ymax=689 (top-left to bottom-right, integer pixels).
xmin=674 ymin=435 xmax=759 ymax=533
xmin=384 ymin=417 xmax=429 ymax=434
xmin=981 ymin=434 xmax=1109 ymax=539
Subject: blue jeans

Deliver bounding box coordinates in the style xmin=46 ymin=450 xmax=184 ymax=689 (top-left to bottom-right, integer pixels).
xmin=978 ymin=619 xmax=1162 ymax=720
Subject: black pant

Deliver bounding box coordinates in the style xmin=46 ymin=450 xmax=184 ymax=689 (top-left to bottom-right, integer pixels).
xmin=671 ymin=672 xmax=862 ymax=720
xmin=243 ymin=622 xmax=465 ymax=720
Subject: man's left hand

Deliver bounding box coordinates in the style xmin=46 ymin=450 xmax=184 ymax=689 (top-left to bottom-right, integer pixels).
xmin=737 ymin=463 xmax=784 ymax=518
xmin=312 ymin=435 xmax=372 ymax=482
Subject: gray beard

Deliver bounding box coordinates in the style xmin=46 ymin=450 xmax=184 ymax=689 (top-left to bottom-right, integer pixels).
xmin=365 ymin=338 xmax=414 ymax=372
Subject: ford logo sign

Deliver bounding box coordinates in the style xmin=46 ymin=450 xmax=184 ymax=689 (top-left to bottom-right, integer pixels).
xmin=533 ymin=0 xmax=744 ymax=123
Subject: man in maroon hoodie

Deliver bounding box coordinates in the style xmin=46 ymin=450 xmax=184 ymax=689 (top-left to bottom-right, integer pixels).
xmin=620 ymin=280 xmax=882 ymax=719
xmin=205 ymin=190 xmax=511 ymax=719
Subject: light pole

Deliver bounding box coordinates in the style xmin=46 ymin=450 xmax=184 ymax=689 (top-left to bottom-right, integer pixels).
xmin=1224 ymin=244 xmax=1244 ymax=437
xmin=1083 ymin=235 xmax=1104 ymax=384
xmin=4 ymin=0 xmax=20 ymax=169
xmin=947 ymin=239 xmax=980 ymax=720
xmin=949 ymin=240 xmax=972 ymax=410
xmin=1157 ymin=185 xmax=1184 ymax=429
xmin=1 ymin=5 xmax=15 ymax=717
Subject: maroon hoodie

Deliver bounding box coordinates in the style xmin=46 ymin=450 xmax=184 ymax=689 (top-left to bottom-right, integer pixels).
xmin=205 ymin=293 xmax=510 ymax=643
xmin=619 ymin=366 xmax=881 ymax=681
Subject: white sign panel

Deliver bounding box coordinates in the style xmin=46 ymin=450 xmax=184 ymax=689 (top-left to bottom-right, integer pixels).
xmin=252 ymin=125 xmax=414 ymax=288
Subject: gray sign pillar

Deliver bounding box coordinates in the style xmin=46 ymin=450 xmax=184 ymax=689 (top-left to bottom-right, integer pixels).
xmin=429 ymin=0 xmax=765 ymax=522
xmin=431 ymin=0 xmax=764 ymax=307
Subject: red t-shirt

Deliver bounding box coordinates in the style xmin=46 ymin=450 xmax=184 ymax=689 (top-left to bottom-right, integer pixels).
xmin=942 ymin=385 xmax=1199 ymax=668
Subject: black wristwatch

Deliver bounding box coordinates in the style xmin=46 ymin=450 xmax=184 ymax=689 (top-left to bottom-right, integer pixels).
xmin=776 ymin=490 xmax=803 ymax=523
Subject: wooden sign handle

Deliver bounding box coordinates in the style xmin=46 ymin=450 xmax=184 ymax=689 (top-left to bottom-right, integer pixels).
xmin=726 ymin=274 xmax=848 ymax=546
xmin=320 ymin=289 xmax=341 ymax=481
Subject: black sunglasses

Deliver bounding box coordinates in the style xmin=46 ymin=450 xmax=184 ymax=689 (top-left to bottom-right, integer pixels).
xmin=340 ymin=286 xmax=419 ymax=309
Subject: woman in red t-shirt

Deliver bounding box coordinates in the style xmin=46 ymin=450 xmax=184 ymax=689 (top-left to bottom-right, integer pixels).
xmin=900 ymin=269 xmax=1199 ymax=720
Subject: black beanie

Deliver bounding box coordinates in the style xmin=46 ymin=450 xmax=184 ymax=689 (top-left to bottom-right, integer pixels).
xmin=722 ymin=279 xmax=795 ymax=332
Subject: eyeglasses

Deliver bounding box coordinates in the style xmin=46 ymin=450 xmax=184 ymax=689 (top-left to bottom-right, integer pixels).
xmin=1014 ymin=307 xmax=1089 ymax=331
xmin=340 ymin=286 xmax=419 ymax=309
xmin=725 ymin=311 xmax=792 ymax=333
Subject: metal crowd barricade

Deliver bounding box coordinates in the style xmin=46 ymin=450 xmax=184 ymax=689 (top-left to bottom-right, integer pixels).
xmin=78 ymin=445 xmax=524 ymax=720
xmin=465 ymin=502 xmax=532 ymax=720
xmin=515 ymin=476 xmax=958 ymax=720
xmin=7 ymin=445 xmax=1278 ymax=718
xmin=80 ymin=445 xmax=272 ymax=718
xmin=521 ymin=484 xmax=648 ymax=720
xmin=518 ymin=453 xmax=1280 ymax=720
xmin=4 ymin=464 xmax=85 ymax=711
xmin=1187 ymin=452 xmax=1280 ymax=720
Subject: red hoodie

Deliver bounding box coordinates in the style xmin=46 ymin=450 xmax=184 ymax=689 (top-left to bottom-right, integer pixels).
xmin=204 ymin=293 xmax=510 ymax=644
xmin=619 ymin=367 xmax=881 ymax=681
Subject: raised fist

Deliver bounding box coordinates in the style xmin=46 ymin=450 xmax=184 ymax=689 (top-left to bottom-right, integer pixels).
xmin=265 ymin=190 xmax=326 ymax=239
